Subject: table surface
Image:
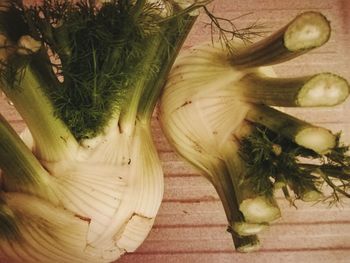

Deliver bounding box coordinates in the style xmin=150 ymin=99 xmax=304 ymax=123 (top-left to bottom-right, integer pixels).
xmin=1 ymin=1 xmax=350 ymax=263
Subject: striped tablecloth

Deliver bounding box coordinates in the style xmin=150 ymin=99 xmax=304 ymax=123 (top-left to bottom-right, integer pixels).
xmin=1 ymin=1 xmax=349 ymax=263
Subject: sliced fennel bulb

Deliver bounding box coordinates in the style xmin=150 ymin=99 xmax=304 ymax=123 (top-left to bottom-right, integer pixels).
xmin=0 ymin=0 xmax=200 ymax=262
xmin=160 ymin=11 xmax=350 ymax=251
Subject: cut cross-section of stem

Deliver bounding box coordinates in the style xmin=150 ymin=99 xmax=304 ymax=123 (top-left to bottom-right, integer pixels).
xmin=237 ymin=73 xmax=349 ymax=107
xmin=230 ymin=11 xmax=331 ymax=68
xmin=246 ymin=104 xmax=337 ymax=154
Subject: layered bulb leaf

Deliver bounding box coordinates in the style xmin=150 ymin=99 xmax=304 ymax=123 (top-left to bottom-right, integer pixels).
xmin=0 ymin=121 xmax=163 ymax=263
xmin=0 ymin=0 xmax=198 ymax=262
xmin=160 ymin=11 xmax=350 ymax=251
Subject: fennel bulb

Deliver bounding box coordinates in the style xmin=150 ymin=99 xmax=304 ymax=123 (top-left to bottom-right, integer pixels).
xmin=160 ymin=11 xmax=350 ymax=252
xmin=0 ymin=0 xmax=200 ymax=262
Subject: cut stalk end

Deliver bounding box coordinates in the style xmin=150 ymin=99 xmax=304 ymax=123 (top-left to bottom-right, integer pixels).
xmin=238 ymin=72 xmax=349 ymax=107
xmin=284 ymin=11 xmax=330 ymax=52
xmin=300 ymin=189 xmax=324 ymax=202
xmin=246 ymin=104 xmax=337 ymax=154
xmin=230 ymin=11 xmax=331 ymax=68
xmin=295 ymin=127 xmax=336 ymax=154
xmin=297 ymin=73 xmax=350 ymax=107
xmin=232 ymin=221 xmax=268 ymax=236
xmin=239 ymin=196 xmax=281 ymax=224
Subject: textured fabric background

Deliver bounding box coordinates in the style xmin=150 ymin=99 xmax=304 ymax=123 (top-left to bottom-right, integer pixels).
xmin=1 ymin=1 xmax=349 ymax=262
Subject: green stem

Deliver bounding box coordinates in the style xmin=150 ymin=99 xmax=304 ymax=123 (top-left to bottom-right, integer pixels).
xmin=138 ymin=15 xmax=197 ymax=120
xmin=230 ymin=12 xmax=330 ymax=68
xmin=52 ymin=25 xmax=73 ymax=64
xmin=0 ymin=114 xmax=54 ymax=196
xmin=238 ymin=72 xmax=349 ymax=107
xmin=212 ymin=162 xmax=261 ymax=252
xmin=120 ymin=14 xmax=197 ymax=131
xmin=1 ymin=54 xmax=78 ymax=162
xmin=245 ymin=104 xmax=336 ymax=154
xmin=118 ymin=35 xmax=164 ymax=134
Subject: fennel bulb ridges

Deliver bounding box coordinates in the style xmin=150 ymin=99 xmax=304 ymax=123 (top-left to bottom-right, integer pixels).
xmin=0 ymin=194 xmax=92 ymax=263
xmin=0 ymin=122 xmax=163 ymax=262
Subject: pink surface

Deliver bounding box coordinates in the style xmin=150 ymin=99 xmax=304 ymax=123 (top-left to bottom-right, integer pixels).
xmin=1 ymin=1 xmax=349 ymax=263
